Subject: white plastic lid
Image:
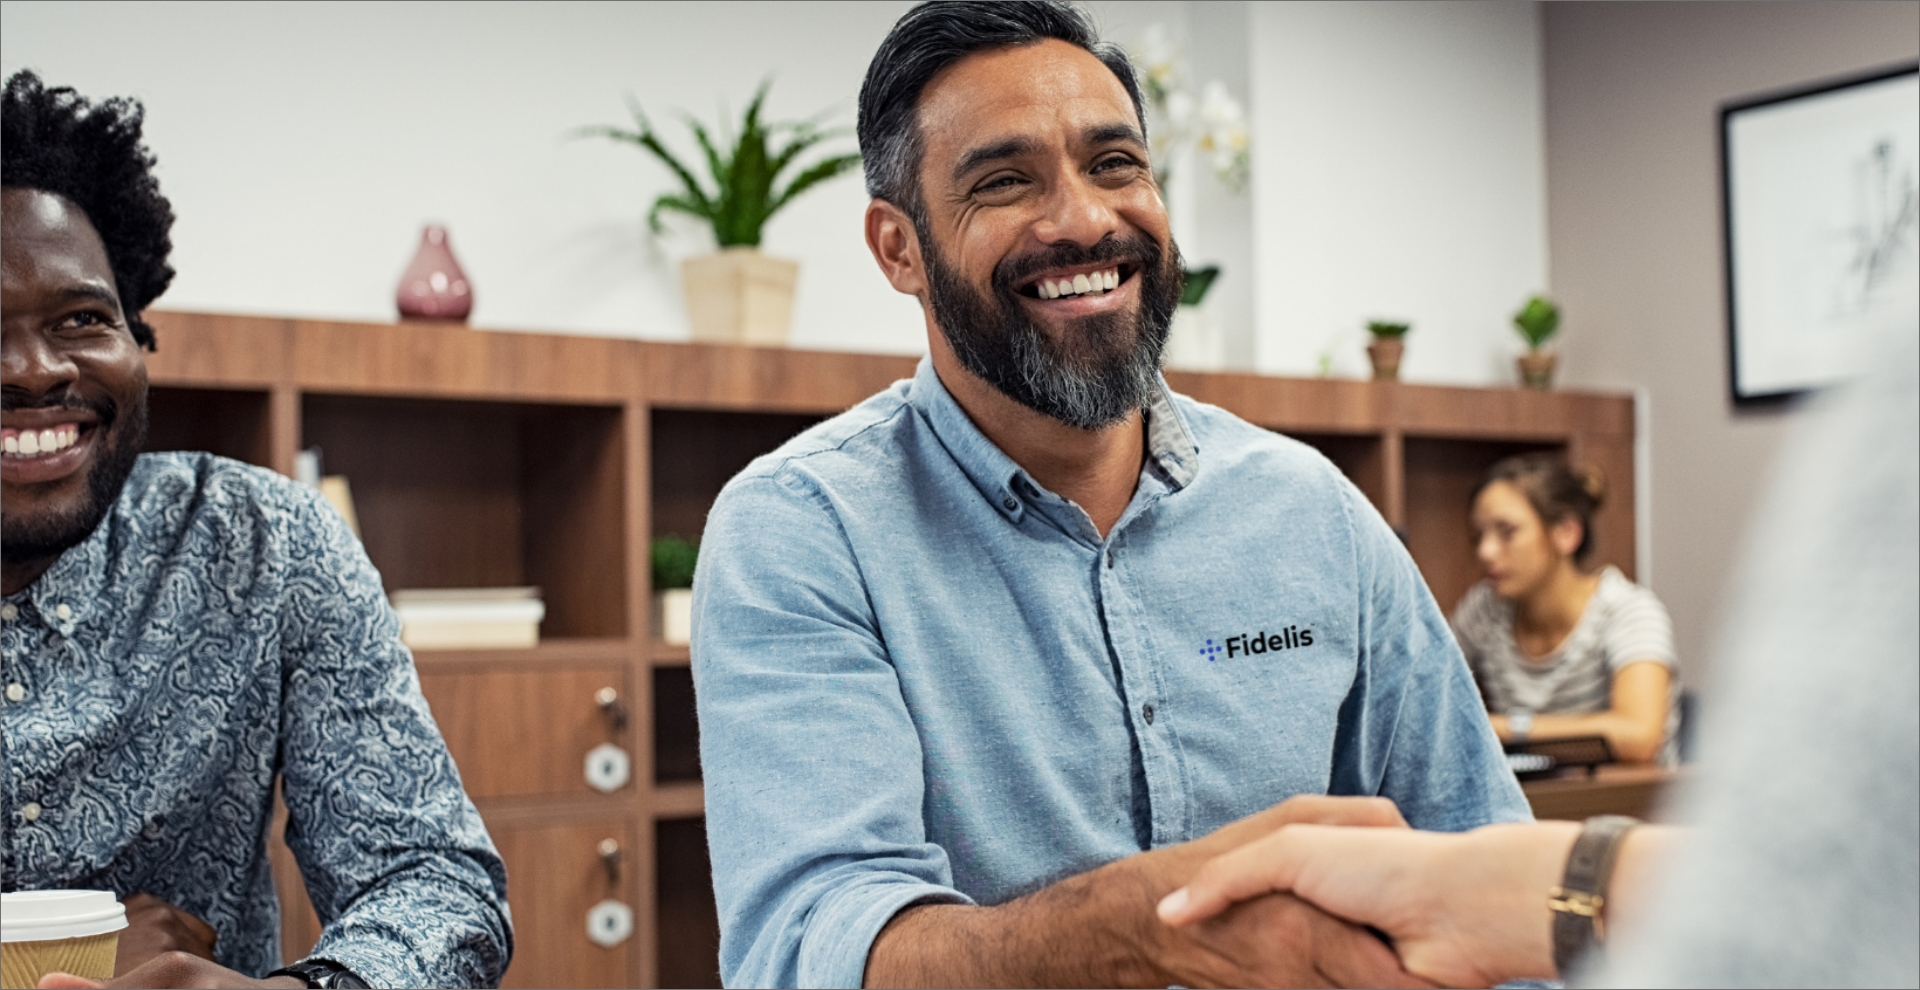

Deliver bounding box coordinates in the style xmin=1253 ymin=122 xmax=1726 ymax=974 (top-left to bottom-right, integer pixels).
xmin=0 ymin=890 xmax=129 ymax=942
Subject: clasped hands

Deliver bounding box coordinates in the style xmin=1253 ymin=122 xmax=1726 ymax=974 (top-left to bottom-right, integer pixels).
xmin=1158 ymin=798 xmax=1571 ymax=989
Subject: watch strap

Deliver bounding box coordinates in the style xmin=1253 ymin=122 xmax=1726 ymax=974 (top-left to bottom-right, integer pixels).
xmin=1549 ymin=814 xmax=1638 ymax=975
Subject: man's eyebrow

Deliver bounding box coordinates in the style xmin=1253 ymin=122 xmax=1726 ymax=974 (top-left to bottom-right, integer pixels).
xmin=1085 ymin=122 xmax=1146 ymax=148
xmin=952 ymin=136 xmax=1040 ymax=182
xmin=52 ymin=283 xmax=120 ymax=307
xmin=949 ymin=122 xmax=1148 ymax=184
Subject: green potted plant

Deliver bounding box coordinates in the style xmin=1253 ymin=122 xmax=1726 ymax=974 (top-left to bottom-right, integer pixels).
xmin=1365 ymin=320 xmax=1411 ymax=381
xmin=651 ymin=535 xmax=699 ymax=645
xmin=579 ymin=81 xmax=861 ymax=345
xmin=1513 ymin=295 xmax=1561 ymax=389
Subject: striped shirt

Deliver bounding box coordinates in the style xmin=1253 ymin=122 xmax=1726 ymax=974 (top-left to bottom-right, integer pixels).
xmin=1451 ymin=566 xmax=1679 ymax=764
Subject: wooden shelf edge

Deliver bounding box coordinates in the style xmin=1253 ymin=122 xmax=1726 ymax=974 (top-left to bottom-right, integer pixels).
xmin=651 ymin=781 xmax=705 ymax=819
xmin=473 ymin=792 xmax=642 ymax=828
xmin=411 ymin=637 xmax=633 ymax=668
xmin=650 ymin=642 xmax=692 ymax=667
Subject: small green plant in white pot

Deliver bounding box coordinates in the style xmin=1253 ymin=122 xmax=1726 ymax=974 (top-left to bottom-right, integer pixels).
xmin=579 ymin=81 xmax=860 ymax=346
xmin=1365 ymin=320 xmax=1411 ymax=381
xmin=651 ymin=535 xmax=699 ymax=645
xmin=1513 ymin=295 xmax=1561 ymax=389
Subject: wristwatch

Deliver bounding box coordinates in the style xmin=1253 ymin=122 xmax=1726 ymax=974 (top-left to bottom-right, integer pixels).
xmin=266 ymin=959 xmax=369 ymax=989
xmin=1507 ymin=708 xmax=1535 ymax=743
xmin=1548 ymin=814 xmax=1640 ymax=976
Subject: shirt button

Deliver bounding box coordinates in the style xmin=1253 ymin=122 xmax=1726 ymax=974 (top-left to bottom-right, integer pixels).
xmin=1002 ymin=497 xmax=1018 ymax=511
xmin=1142 ymin=703 xmax=1156 ymax=725
xmin=0 ymin=604 xmax=16 ymax=621
xmin=21 ymin=802 xmax=42 ymax=822
xmin=55 ymin=603 xmax=73 ymax=621
xmin=1106 ymin=549 xmax=1116 ymax=569
xmin=4 ymin=683 xmax=23 ymax=702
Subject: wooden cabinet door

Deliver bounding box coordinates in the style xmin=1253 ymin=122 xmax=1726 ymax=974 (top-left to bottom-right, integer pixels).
xmin=419 ymin=666 xmax=633 ymax=800
xmin=493 ymin=818 xmax=638 ymax=989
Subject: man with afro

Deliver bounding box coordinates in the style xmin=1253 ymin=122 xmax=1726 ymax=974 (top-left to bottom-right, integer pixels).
xmin=2 ymin=70 xmax=511 ymax=989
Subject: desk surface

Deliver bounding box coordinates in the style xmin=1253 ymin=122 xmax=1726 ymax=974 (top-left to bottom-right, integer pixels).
xmin=1522 ymin=765 xmax=1680 ymax=821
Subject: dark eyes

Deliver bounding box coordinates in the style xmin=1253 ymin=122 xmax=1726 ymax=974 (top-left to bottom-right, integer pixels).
xmin=972 ymin=154 xmax=1145 ymax=198
xmin=55 ymin=309 xmax=116 ymax=334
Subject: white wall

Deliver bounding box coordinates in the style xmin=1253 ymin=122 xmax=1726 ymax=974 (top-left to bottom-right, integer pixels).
xmin=3 ymin=1 xmax=1546 ymax=382
xmin=0 ymin=0 xmax=925 ymax=352
xmin=1248 ymin=1 xmax=1548 ymax=383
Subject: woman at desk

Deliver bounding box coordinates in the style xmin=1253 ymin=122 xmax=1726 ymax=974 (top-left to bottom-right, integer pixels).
xmin=1452 ymin=454 xmax=1678 ymax=764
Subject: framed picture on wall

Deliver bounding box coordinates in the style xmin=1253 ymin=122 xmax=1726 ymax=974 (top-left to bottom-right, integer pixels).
xmin=1721 ymin=62 xmax=1919 ymax=404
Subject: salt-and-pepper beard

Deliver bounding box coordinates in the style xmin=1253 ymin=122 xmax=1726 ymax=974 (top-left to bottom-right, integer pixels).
xmin=922 ymin=226 xmax=1182 ymax=430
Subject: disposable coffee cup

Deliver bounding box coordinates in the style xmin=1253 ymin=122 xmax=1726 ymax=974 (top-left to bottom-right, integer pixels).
xmin=0 ymin=890 xmax=127 ymax=988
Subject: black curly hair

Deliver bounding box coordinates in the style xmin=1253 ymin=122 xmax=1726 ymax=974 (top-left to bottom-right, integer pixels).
xmin=2 ymin=70 xmax=175 ymax=349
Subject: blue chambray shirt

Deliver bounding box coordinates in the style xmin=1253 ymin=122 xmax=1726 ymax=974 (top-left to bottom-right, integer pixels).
xmin=1 ymin=453 xmax=511 ymax=987
xmin=692 ymin=360 xmax=1530 ymax=989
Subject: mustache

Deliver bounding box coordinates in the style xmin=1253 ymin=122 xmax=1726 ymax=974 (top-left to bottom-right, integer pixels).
xmin=0 ymin=389 xmax=117 ymax=422
xmin=991 ymin=232 xmax=1162 ymax=296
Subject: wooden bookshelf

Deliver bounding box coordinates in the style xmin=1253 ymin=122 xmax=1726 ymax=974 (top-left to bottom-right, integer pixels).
xmin=143 ymin=311 xmax=1635 ymax=989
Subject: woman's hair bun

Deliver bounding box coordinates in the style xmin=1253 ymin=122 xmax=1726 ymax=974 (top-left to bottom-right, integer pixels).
xmin=1575 ymin=465 xmax=1607 ymax=507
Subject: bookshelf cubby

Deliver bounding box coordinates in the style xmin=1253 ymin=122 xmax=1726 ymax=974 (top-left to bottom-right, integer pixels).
xmin=143 ymin=311 xmax=1636 ymax=989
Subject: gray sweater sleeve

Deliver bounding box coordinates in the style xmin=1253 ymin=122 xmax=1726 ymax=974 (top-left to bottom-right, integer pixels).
xmin=1594 ymin=324 xmax=1918 ymax=988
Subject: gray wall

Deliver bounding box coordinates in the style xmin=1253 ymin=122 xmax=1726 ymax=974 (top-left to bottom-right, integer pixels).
xmin=1543 ymin=1 xmax=1919 ymax=687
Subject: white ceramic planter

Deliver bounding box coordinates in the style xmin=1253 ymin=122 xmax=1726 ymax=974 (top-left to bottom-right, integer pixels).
xmin=1164 ymin=304 xmax=1226 ymax=371
xmin=681 ymin=247 xmax=799 ymax=345
xmin=655 ymin=588 xmax=694 ymax=645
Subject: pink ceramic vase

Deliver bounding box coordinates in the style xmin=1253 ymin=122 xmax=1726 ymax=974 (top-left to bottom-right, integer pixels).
xmin=395 ymin=224 xmax=473 ymax=321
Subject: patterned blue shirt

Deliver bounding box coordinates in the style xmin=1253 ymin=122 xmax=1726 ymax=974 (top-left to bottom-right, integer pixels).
xmin=1 ymin=453 xmax=511 ymax=987
xmin=692 ymin=359 xmax=1531 ymax=988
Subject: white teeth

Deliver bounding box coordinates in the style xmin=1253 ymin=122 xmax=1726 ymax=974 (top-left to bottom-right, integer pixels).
xmin=19 ymin=432 xmax=40 ymax=455
xmin=1035 ymin=269 xmax=1121 ymax=299
xmin=2 ymin=435 xmax=16 ymax=454
xmin=39 ymin=429 xmax=58 ymax=452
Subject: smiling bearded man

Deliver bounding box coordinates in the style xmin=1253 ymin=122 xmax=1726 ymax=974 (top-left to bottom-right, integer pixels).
xmin=688 ymin=3 xmax=1531 ymax=988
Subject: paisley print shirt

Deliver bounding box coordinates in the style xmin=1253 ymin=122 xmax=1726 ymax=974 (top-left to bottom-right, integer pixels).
xmin=1 ymin=453 xmax=511 ymax=987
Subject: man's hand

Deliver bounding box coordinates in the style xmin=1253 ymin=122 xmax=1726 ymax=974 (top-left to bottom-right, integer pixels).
xmin=866 ymin=794 xmax=1429 ymax=988
xmin=36 ymin=952 xmax=304 ymax=989
xmin=115 ymin=894 xmax=218 ymax=974
xmin=1121 ymin=796 xmax=1427 ymax=988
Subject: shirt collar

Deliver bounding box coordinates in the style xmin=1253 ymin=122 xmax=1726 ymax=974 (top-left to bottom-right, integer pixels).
xmin=904 ymin=357 xmax=1201 ymax=523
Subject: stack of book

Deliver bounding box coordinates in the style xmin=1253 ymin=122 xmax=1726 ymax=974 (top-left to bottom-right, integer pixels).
xmin=391 ymin=587 xmax=545 ymax=650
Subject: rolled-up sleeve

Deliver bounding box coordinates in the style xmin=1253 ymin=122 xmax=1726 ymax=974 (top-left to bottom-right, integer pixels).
xmin=694 ymin=470 xmax=971 ymax=989
xmin=276 ymin=489 xmax=513 ymax=988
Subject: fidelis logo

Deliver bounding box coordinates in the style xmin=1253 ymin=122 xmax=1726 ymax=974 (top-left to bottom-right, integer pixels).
xmin=1197 ymin=626 xmax=1314 ymax=662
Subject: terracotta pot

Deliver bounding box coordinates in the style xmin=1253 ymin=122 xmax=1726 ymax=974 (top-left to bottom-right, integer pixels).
xmin=395 ymin=225 xmax=473 ymax=322
xmin=1366 ymin=337 xmax=1405 ymax=380
xmin=681 ymin=247 xmax=799 ymax=345
xmin=1517 ymin=349 xmax=1557 ymax=389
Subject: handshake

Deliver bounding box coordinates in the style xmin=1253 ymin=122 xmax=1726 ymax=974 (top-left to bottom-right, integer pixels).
xmin=1141 ymin=796 xmax=1669 ymax=989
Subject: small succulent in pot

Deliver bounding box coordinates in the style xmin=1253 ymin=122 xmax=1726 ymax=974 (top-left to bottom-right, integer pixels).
xmin=1513 ymin=295 xmax=1561 ymax=389
xmin=1365 ymin=320 xmax=1411 ymax=381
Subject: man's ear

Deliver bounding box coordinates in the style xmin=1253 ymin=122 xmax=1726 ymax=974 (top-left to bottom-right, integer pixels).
xmin=865 ymin=198 xmax=927 ymax=298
